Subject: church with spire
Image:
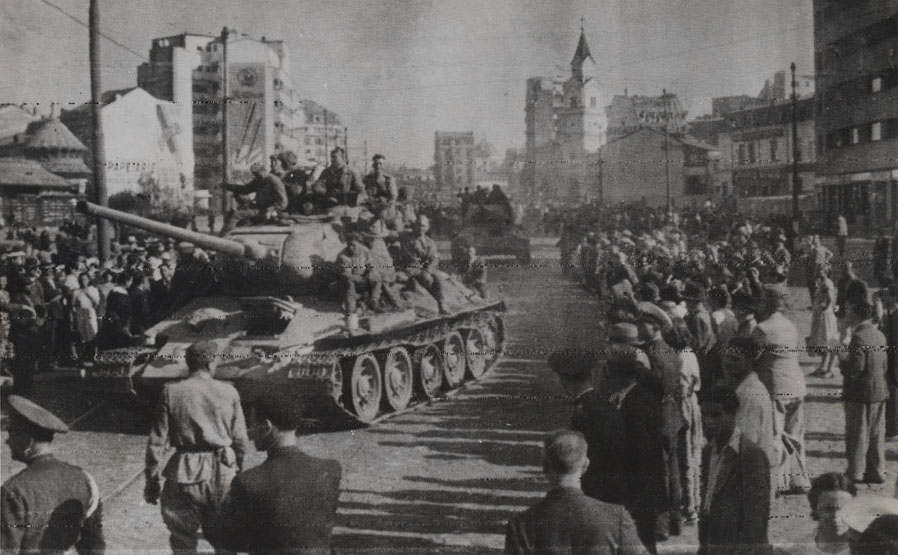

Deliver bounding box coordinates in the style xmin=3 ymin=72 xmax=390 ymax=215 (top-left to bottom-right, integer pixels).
xmin=523 ymin=24 xmax=606 ymax=202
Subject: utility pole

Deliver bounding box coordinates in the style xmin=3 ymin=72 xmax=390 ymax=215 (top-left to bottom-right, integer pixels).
xmin=790 ymin=62 xmax=801 ymax=222
xmin=220 ymin=27 xmax=230 ymax=222
xmin=89 ymin=0 xmax=110 ymax=260
xmin=344 ymin=126 xmax=349 ymax=162
xmin=323 ymin=109 xmax=328 ymax=155
xmin=663 ymin=88 xmax=672 ymax=216
xmin=364 ymin=140 xmax=368 ymax=173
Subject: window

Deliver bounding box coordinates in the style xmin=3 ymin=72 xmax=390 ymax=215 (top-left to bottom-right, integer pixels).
xmin=770 ymin=140 xmax=778 ymax=162
xmin=590 ymin=97 xmax=596 ymax=108
xmin=851 ymin=127 xmax=859 ymax=145
xmin=737 ymin=144 xmax=747 ymax=165
xmin=748 ymin=142 xmax=756 ymax=164
xmin=871 ymin=122 xmax=882 ymax=141
xmin=871 ymin=77 xmax=882 ymax=93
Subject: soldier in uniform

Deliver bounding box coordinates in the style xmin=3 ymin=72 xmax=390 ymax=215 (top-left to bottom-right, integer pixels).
xmin=337 ymin=233 xmax=383 ymax=316
xmin=401 ymin=215 xmax=448 ymax=315
xmin=2 ymin=395 xmax=105 ymax=554
xmin=312 ymin=147 xmax=366 ymax=207
xmin=7 ymin=270 xmax=44 ymax=395
xmin=363 ymin=154 xmax=398 ymax=204
xmin=278 ymin=150 xmax=314 ymax=213
xmin=223 ymin=162 xmax=288 ymax=226
xmin=144 ymin=340 xmax=249 ymax=555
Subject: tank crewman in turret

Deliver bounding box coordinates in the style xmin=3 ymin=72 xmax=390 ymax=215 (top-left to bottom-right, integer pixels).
xmin=2 ymin=395 xmax=105 ymax=554
xmin=461 ymin=245 xmax=487 ymax=299
xmin=363 ymin=154 xmax=398 ymax=204
xmin=401 ymin=215 xmax=448 ymax=315
xmin=312 ymin=147 xmax=367 ymax=208
xmin=223 ymin=162 xmax=288 ymax=226
xmin=337 ymin=233 xmax=383 ymax=315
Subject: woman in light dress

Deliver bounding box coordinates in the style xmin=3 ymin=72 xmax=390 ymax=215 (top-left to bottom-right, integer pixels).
xmin=808 ymin=265 xmax=839 ymax=378
xmin=71 ymin=272 xmax=100 ymax=361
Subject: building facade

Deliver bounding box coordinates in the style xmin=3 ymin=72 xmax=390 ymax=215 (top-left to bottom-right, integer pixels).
xmin=814 ymin=0 xmax=898 ymax=228
xmin=715 ymin=97 xmax=816 ymax=211
xmin=598 ymin=128 xmax=716 ymax=208
xmin=137 ymin=33 xmax=304 ymax=209
xmin=298 ymin=100 xmax=347 ymax=166
xmin=605 ymin=91 xmax=687 ymax=143
xmin=434 ymin=131 xmax=475 ymax=202
xmin=522 ymin=28 xmax=606 ymax=202
xmin=61 ymin=88 xmax=193 ymax=206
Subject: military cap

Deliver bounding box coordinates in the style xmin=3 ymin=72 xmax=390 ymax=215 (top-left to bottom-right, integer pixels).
xmin=761 ymin=283 xmax=790 ymax=309
xmin=547 ymin=349 xmax=598 ymax=378
xmin=278 ymin=150 xmax=298 ymax=166
xmin=346 ymin=232 xmax=363 ymax=244
xmin=840 ymin=495 xmax=898 ymax=533
xmin=682 ymin=281 xmax=707 ymax=302
xmin=8 ymin=395 xmax=69 ymax=435
xmin=185 ymin=340 xmax=218 ymax=368
xmin=609 ymin=323 xmax=639 ymax=345
xmin=636 ymin=301 xmax=672 ymax=330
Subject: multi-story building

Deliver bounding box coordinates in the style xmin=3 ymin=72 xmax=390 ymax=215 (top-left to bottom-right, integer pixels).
xmin=522 ymin=27 xmax=607 ymax=202
xmin=434 ymin=131 xmax=475 ymax=202
xmin=598 ymin=128 xmax=717 ymax=208
xmin=605 ymin=91 xmax=688 ymax=143
xmin=714 ymin=97 xmax=816 ymax=213
xmin=137 ymin=33 xmax=303 ymax=209
xmin=814 ymin=1 xmax=898 ymax=228
xmin=298 ymin=100 xmax=347 ymax=166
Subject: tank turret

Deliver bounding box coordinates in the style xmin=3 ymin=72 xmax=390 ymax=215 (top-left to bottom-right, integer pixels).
xmin=77 ymin=201 xmax=345 ymax=295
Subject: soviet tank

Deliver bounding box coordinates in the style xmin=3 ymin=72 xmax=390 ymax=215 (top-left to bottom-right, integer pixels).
xmin=77 ymin=201 xmax=505 ymax=431
xmin=451 ymin=198 xmax=530 ymax=265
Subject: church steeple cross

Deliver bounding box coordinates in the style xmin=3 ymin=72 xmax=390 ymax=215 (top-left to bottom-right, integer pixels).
xmin=580 ymin=16 xmax=585 ymax=30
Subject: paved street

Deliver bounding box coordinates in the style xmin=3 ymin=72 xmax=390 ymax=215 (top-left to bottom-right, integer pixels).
xmin=2 ymin=241 xmax=897 ymax=554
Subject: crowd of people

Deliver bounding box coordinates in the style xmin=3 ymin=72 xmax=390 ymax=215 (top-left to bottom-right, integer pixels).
xmin=513 ymin=201 xmax=898 ymax=554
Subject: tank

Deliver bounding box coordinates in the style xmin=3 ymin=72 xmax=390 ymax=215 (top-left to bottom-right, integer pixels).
xmin=451 ymin=200 xmax=531 ymax=264
xmin=77 ymin=201 xmax=505 ymax=431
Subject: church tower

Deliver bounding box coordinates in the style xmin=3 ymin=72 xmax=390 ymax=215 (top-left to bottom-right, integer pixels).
xmin=557 ymin=25 xmax=606 ymax=156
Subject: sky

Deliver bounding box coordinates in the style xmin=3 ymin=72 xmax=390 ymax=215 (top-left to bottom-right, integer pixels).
xmin=1 ymin=0 xmax=815 ymax=167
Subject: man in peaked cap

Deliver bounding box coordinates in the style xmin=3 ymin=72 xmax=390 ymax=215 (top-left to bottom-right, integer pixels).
xmin=2 ymin=396 xmax=105 ymax=554
xmin=401 ymin=215 xmax=448 ymax=315
xmin=363 ymin=153 xmax=398 ymax=204
xmin=145 ymin=340 xmax=249 ymax=554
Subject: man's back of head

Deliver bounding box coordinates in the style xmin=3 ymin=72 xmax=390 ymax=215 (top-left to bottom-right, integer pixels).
xmin=543 ymin=430 xmax=588 ymax=477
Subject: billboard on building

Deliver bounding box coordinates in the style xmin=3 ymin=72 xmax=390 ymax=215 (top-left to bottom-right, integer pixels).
xmin=228 ymin=62 xmax=266 ymax=183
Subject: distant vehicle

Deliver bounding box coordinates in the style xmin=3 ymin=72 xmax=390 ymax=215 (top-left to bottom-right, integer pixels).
xmin=77 ymin=201 xmax=505 ymax=431
xmin=451 ymin=199 xmax=531 ymax=264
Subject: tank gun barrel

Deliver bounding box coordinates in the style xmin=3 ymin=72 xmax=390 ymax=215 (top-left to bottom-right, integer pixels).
xmin=76 ymin=201 xmax=252 ymax=258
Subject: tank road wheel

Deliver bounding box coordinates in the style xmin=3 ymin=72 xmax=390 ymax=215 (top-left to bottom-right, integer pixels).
xmin=342 ymin=354 xmax=382 ymax=423
xmin=382 ymin=347 xmax=413 ymax=412
xmin=442 ymin=332 xmax=466 ymax=388
xmin=481 ymin=318 xmax=502 ymax=363
xmin=413 ymin=343 xmax=443 ymax=401
xmin=464 ymin=328 xmax=488 ymax=379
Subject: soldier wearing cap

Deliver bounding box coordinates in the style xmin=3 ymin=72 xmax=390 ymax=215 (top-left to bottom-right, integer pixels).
xmin=2 ymin=395 xmax=105 ymax=553
xmin=636 ymin=301 xmax=683 ymax=539
xmin=223 ymin=162 xmax=288 ymax=226
xmin=278 ymin=150 xmax=314 ymax=213
xmin=336 ymin=233 xmax=383 ymax=316
xmin=312 ymin=147 xmax=366 ymax=208
xmin=145 ymin=340 xmax=249 ymax=554
xmin=400 ymin=215 xmax=448 ymax=315
xmin=752 ymin=283 xmax=811 ymax=494
xmin=363 ymin=154 xmax=398 ymax=204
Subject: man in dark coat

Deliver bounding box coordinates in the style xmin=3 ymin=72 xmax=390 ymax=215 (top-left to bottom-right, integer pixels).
xmin=1 ymin=395 xmax=105 ymax=554
xmin=558 ymin=347 xmax=666 ymax=554
xmin=504 ymin=429 xmax=648 ymax=555
xmin=215 ymin=394 xmax=342 ymax=555
xmin=312 ymin=147 xmax=366 ymax=207
xmin=224 ymin=162 xmax=288 ymax=225
xmin=838 ymin=280 xmax=890 ymax=483
xmin=698 ymin=386 xmax=770 ymax=555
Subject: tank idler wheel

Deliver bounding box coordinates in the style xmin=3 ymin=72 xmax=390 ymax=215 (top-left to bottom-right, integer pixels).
xmin=342 ymin=354 xmax=382 ymax=423
xmin=442 ymin=332 xmax=466 ymax=388
xmin=381 ymin=347 xmax=413 ymax=412
xmin=413 ymin=343 xmax=443 ymax=401
xmin=464 ymin=328 xmax=488 ymax=379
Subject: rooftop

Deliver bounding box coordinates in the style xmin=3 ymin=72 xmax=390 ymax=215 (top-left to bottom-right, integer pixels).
xmin=25 ymin=117 xmax=87 ymax=152
xmin=0 ymin=157 xmax=73 ymax=189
